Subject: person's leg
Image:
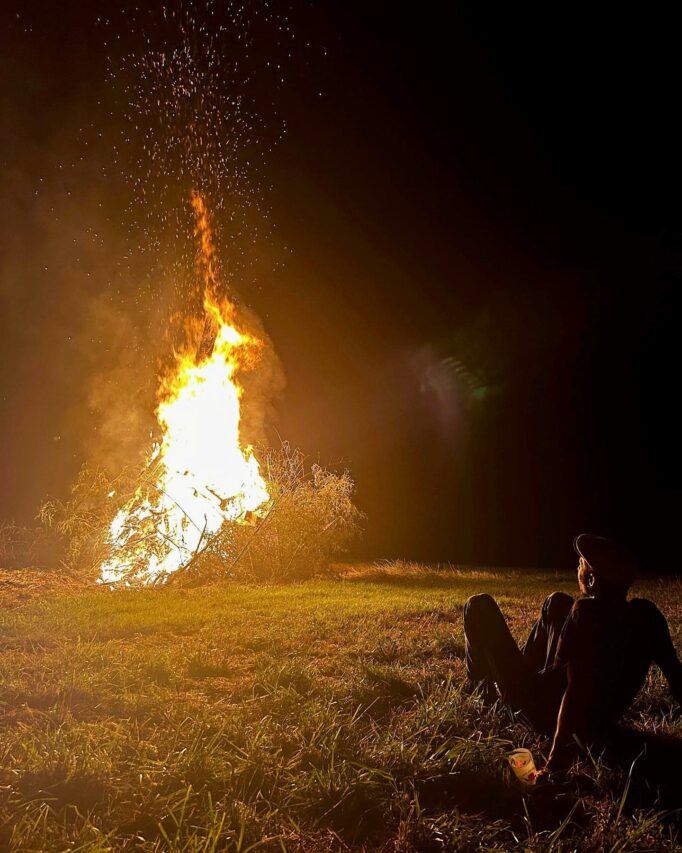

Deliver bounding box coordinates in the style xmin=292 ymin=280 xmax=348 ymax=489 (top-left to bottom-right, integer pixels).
xmin=521 ymin=592 xmax=574 ymax=672
xmin=463 ymin=593 xmax=528 ymax=704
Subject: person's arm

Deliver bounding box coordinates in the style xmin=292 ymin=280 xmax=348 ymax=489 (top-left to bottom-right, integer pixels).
xmin=648 ymin=601 xmax=682 ymax=707
xmin=545 ymin=600 xmax=596 ymax=772
xmin=545 ymin=665 xmax=594 ymax=771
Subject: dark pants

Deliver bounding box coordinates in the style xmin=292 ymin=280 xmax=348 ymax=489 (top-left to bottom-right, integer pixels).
xmin=463 ymin=591 xmax=574 ymax=730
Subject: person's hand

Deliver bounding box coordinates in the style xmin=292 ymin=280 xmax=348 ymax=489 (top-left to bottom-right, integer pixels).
xmin=530 ymin=764 xmax=572 ymax=792
xmin=524 ymin=767 xmax=557 ymax=790
xmin=532 ymin=768 xmax=551 ymax=785
xmin=545 ymin=744 xmax=575 ymax=775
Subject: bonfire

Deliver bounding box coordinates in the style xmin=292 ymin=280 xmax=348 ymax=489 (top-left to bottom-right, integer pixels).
xmin=36 ymin=194 xmax=361 ymax=587
xmin=101 ymin=192 xmax=271 ymax=586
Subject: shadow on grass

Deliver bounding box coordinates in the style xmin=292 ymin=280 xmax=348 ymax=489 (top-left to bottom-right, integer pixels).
xmin=349 ymin=664 xmax=422 ymax=720
xmin=415 ymin=768 xmax=588 ymax=835
xmin=186 ymin=656 xmax=234 ymax=679
xmin=415 ymin=728 xmax=682 ymax=838
xmin=16 ymin=771 xmax=106 ymax=811
xmin=416 ymin=769 xmax=522 ymax=818
xmin=599 ymin=726 xmax=682 ymax=827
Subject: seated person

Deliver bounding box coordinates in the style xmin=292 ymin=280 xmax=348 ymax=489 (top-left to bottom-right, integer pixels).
xmin=463 ymin=534 xmax=682 ymax=773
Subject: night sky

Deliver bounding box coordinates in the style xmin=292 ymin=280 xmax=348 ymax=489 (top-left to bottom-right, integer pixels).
xmin=1 ymin=4 xmax=680 ymax=571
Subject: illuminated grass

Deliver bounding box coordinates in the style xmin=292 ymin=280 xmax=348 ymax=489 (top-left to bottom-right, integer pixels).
xmin=0 ymin=567 xmax=680 ymax=850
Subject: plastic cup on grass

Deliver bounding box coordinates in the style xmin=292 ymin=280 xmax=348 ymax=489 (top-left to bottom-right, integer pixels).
xmin=508 ymin=748 xmax=537 ymax=785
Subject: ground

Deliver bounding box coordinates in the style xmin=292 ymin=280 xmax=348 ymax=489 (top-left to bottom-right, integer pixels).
xmin=0 ymin=564 xmax=680 ymax=851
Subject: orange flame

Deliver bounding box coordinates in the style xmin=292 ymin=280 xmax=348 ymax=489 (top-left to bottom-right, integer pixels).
xmin=191 ymin=190 xmax=221 ymax=303
xmin=100 ymin=193 xmax=270 ymax=585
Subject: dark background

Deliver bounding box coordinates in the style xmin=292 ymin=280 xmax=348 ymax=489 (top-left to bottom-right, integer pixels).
xmin=1 ymin=3 xmax=680 ymax=570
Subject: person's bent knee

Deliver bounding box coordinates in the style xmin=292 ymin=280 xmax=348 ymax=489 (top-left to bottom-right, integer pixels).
xmin=464 ymin=593 xmax=496 ymax=624
xmin=542 ymin=591 xmax=574 ymax=623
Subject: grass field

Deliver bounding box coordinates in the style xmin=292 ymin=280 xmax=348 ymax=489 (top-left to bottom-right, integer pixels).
xmin=0 ymin=564 xmax=680 ymax=851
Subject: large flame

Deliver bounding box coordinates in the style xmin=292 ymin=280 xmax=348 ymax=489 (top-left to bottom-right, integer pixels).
xmin=100 ymin=193 xmax=270 ymax=585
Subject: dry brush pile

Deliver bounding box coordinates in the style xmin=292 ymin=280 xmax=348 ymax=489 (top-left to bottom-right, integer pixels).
xmin=35 ymin=442 xmax=363 ymax=585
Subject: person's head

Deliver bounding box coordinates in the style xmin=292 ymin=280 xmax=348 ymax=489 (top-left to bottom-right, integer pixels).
xmin=574 ymin=534 xmax=637 ymax=601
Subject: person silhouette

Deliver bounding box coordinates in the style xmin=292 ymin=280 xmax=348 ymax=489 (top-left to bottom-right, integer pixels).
xmin=463 ymin=534 xmax=682 ymax=772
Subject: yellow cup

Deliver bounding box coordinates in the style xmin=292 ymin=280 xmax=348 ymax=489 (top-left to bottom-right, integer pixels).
xmin=508 ymin=748 xmax=537 ymax=785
